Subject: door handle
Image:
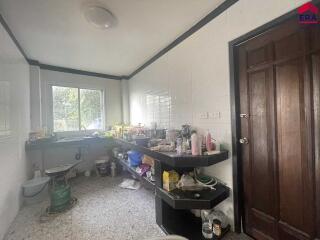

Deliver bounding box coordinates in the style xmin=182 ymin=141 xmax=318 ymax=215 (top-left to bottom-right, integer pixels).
xmin=240 ymin=113 xmax=249 ymax=118
xmin=239 ymin=137 xmax=249 ymax=144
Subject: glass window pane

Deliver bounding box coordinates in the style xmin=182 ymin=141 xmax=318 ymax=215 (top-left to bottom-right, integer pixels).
xmin=53 ymin=86 xmax=79 ymax=132
xmin=80 ymin=89 xmax=102 ymax=130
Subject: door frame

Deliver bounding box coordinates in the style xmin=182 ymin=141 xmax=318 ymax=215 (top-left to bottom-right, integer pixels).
xmin=229 ymin=0 xmax=320 ymax=233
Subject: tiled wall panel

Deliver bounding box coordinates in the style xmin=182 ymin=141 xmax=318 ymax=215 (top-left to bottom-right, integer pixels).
xmin=129 ymin=0 xmax=309 ymax=228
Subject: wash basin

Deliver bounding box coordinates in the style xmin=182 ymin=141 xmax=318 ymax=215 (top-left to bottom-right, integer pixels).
xmin=58 ymin=136 xmax=95 ymax=143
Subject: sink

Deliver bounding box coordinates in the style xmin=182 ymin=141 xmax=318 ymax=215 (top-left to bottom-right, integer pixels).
xmin=83 ymin=136 xmax=95 ymax=139
xmin=58 ymin=136 xmax=94 ymax=142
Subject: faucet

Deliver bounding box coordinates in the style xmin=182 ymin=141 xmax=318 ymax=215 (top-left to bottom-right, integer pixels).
xmin=81 ymin=125 xmax=88 ymax=136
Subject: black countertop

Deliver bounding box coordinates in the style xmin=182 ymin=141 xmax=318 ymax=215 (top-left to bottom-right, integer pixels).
xmin=114 ymin=138 xmax=229 ymax=168
xmin=25 ymin=137 xmax=114 ymax=150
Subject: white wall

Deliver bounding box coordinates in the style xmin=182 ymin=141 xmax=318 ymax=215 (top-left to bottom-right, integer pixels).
xmin=129 ymin=0 xmax=309 ymax=229
xmin=30 ymin=65 xmax=41 ymax=131
xmin=0 ymin=23 xmax=30 ymax=239
xmin=121 ymin=80 xmax=130 ymax=124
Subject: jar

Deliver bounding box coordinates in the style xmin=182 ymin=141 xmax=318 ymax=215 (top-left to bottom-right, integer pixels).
xmin=212 ymin=219 xmax=222 ymax=237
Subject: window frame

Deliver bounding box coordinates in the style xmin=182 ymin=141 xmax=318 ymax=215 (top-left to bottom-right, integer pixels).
xmin=50 ymin=84 xmax=106 ymax=134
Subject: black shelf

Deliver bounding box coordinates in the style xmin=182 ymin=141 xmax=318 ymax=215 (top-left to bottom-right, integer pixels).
xmin=115 ymin=138 xmax=231 ymax=239
xmin=159 ymin=205 xmax=230 ymax=240
xmin=117 ymin=158 xmax=155 ymax=191
xmin=114 ymin=138 xmax=229 ymax=168
xmin=156 ymin=184 xmax=230 ymax=210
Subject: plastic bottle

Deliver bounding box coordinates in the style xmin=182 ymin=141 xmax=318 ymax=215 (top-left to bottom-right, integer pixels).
xmin=111 ymin=162 xmax=116 ymax=177
xmin=176 ymin=138 xmax=183 ymax=155
xmin=206 ymin=130 xmax=213 ymax=152
xmin=191 ymin=132 xmax=199 ymax=155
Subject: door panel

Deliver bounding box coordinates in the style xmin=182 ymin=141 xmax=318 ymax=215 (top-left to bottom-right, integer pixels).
xmin=312 ymin=53 xmax=320 ymax=240
xmin=239 ymin=44 xmax=277 ymax=239
xmin=247 ymin=44 xmax=273 ymax=68
xmin=276 ymin=59 xmax=304 ymax=229
xmin=278 ymin=221 xmax=310 ymax=240
xmin=275 ymin=58 xmax=313 ymax=237
xmin=249 ymin=69 xmax=277 ymax=239
xmin=238 ymin=20 xmax=317 ymax=240
xmin=274 ymin=32 xmax=304 ymax=60
xmin=248 ymin=69 xmax=275 ymax=216
xmin=311 ymin=28 xmax=320 ymax=51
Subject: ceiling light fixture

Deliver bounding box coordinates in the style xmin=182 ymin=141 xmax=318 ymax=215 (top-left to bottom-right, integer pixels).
xmin=83 ymin=5 xmax=116 ymax=29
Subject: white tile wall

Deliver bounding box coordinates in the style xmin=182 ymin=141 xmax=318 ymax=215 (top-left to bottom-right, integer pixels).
xmin=129 ymin=0 xmax=309 ymax=229
xmin=0 ymin=81 xmax=11 ymax=136
xmin=0 ymin=23 xmax=30 ymax=239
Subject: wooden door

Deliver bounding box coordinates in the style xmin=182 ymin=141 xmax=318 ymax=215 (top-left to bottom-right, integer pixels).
xmin=311 ymin=29 xmax=320 ymax=240
xmin=238 ymin=20 xmax=317 ymax=240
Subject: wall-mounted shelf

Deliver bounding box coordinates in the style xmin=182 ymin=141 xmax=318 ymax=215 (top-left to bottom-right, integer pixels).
xmin=114 ymin=138 xmax=229 ymax=168
xmin=156 ymin=184 xmax=230 ymax=210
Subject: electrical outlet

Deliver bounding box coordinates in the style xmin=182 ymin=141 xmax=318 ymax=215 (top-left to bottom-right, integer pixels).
xmin=199 ymin=112 xmax=208 ymax=119
xmin=209 ymin=111 xmax=221 ymax=119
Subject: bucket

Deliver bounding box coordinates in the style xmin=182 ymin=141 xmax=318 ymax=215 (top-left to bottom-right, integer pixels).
xmin=50 ymin=183 xmax=71 ymax=212
xmin=128 ymin=151 xmax=143 ymax=167
xmin=22 ymin=177 xmax=50 ymax=205
xmin=95 ymin=159 xmax=110 ymax=176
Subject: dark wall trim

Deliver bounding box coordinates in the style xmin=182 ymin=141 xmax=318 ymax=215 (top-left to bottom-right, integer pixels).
xmin=128 ymin=0 xmax=238 ymax=79
xmin=229 ymin=42 xmax=242 ymax=233
xmin=229 ymin=0 xmax=320 ymax=233
xmin=28 ymin=59 xmax=126 ymax=80
xmin=0 ymin=14 xmax=29 ymax=61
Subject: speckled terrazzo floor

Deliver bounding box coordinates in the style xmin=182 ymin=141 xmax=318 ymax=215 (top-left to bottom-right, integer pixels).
xmin=4 ymin=176 xmax=251 ymax=240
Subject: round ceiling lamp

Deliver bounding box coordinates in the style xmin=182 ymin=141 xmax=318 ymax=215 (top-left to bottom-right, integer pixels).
xmin=83 ymin=5 xmax=116 ymax=29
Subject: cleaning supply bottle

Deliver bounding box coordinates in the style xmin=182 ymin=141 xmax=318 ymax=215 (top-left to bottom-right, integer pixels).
xmin=206 ymin=130 xmax=213 ymax=152
xmin=191 ymin=131 xmax=200 ymax=155
xmin=111 ymin=162 xmax=116 ymax=177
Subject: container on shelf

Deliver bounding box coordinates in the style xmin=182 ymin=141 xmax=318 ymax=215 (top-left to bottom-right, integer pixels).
xmin=95 ymin=159 xmax=110 ymax=176
xmin=128 ymin=150 xmax=143 ymax=167
xmin=133 ymin=136 xmax=150 ymax=147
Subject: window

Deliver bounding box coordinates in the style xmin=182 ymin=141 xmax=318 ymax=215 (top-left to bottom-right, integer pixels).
xmin=145 ymin=90 xmax=171 ymax=129
xmin=0 ymin=81 xmax=11 ymax=136
xmin=52 ymin=86 xmax=104 ymax=132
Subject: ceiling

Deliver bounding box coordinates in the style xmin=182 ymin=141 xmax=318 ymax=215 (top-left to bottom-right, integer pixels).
xmin=0 ymin=0 xmax=225 ymax=76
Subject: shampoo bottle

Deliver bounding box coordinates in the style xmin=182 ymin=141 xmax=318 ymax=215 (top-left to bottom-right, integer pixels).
xmin=206 ymin=130 xmax=213 ymax=152
xmin=191 ymin=131 xmax=199 ymax=155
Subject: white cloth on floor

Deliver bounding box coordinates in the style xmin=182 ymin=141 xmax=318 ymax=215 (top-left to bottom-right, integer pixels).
xmin=119 ymin=178 xmax=141 ymax=190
